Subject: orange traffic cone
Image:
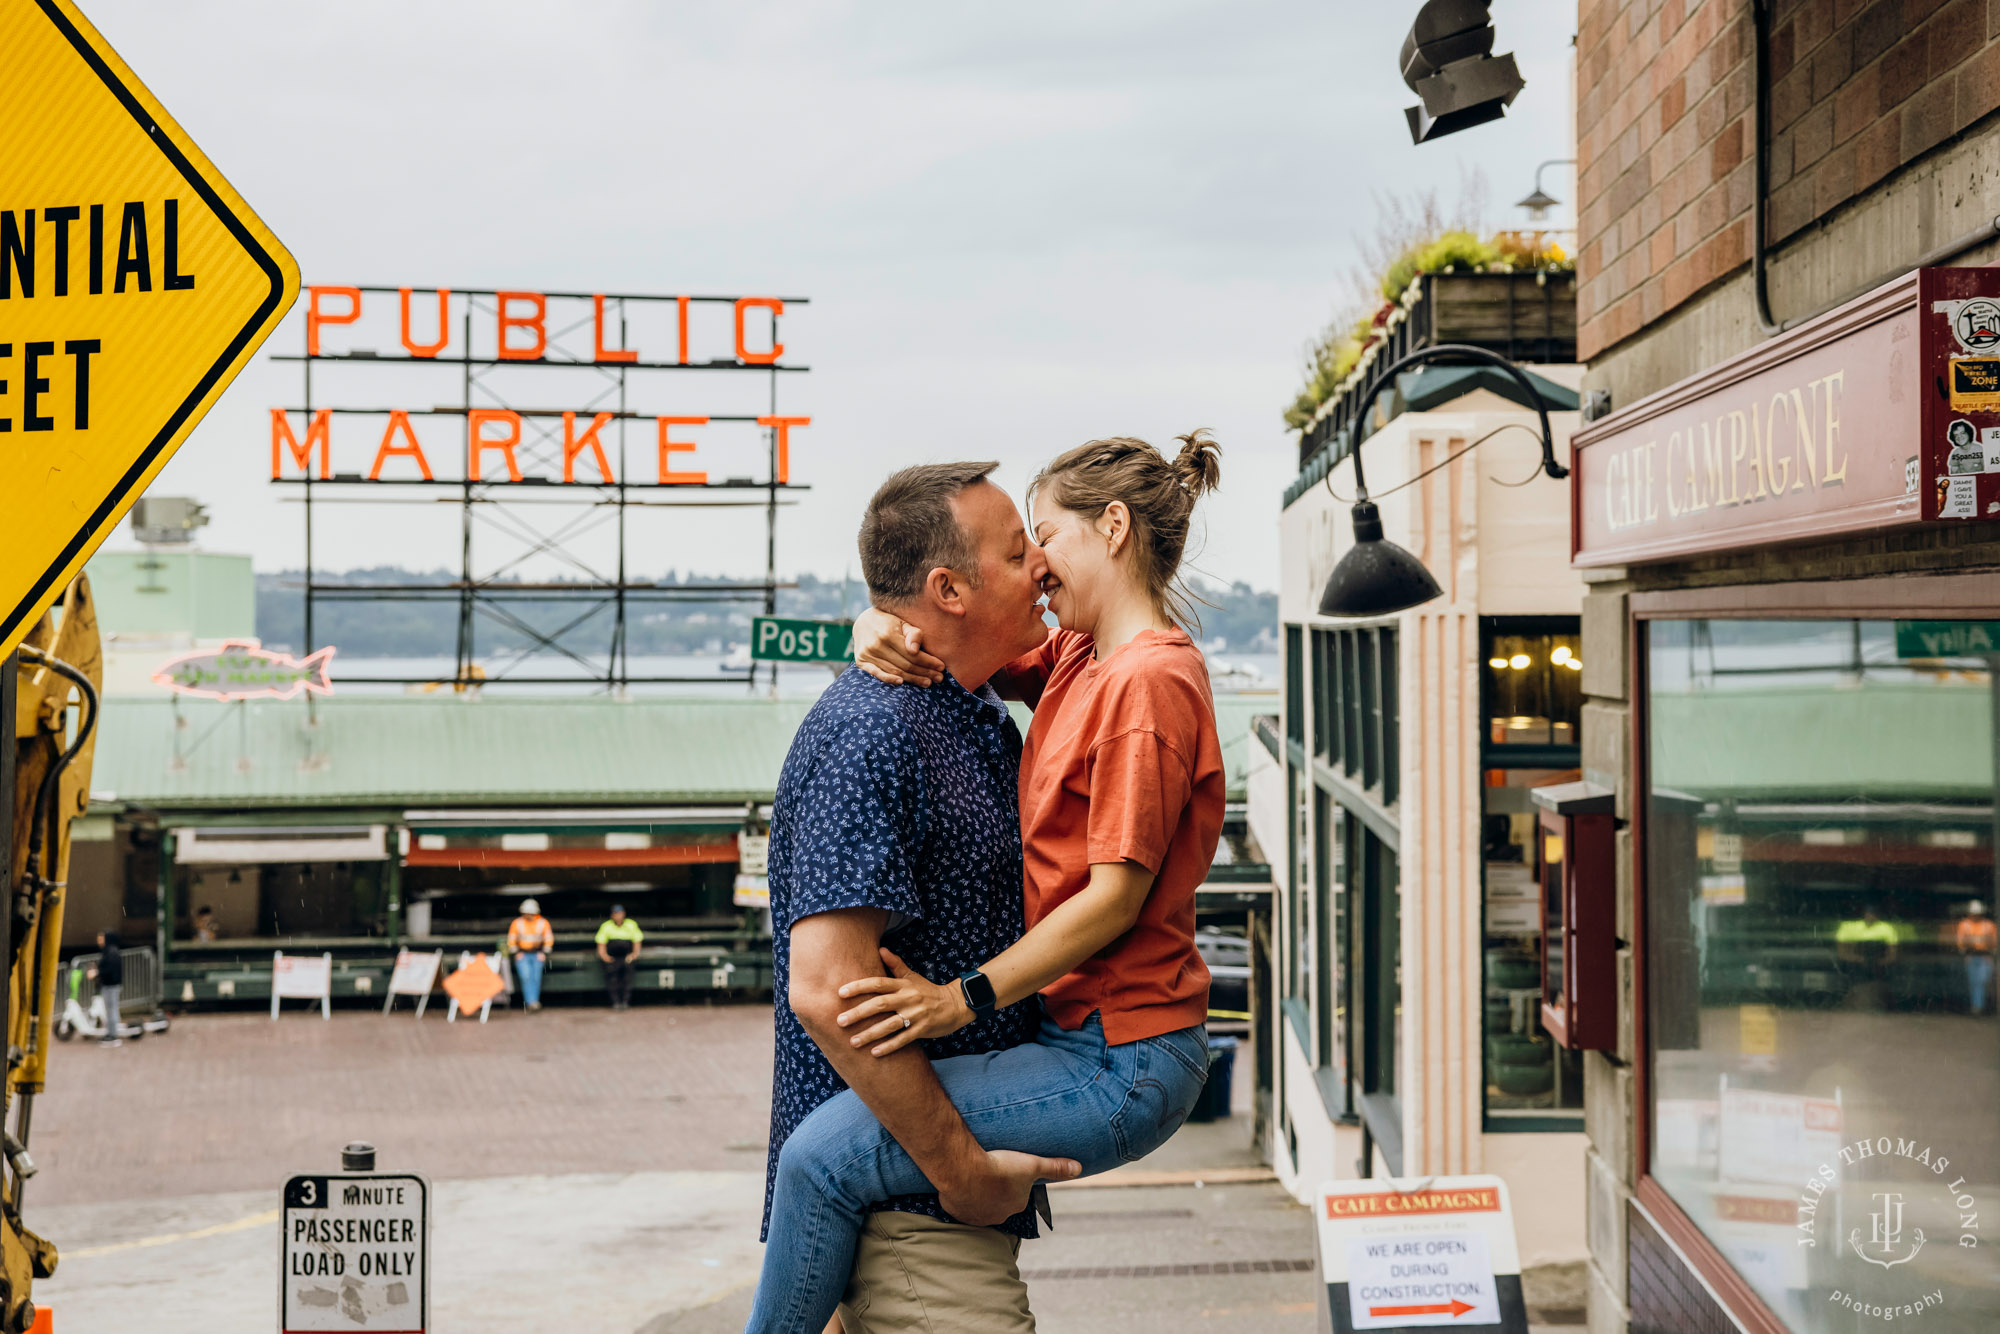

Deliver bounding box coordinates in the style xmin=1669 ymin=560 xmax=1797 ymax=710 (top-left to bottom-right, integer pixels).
xmin=28 ymin=1306 xmax=51 ymax=1333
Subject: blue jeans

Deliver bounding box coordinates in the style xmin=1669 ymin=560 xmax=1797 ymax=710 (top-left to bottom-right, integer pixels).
xmin=1969 ymin=954 xmax=1994 ymax=1015
xmin=515 ymin=953 xmax=545 ymax=1008
xmin=746 ymin=1010 xmax=1208 ymax=1333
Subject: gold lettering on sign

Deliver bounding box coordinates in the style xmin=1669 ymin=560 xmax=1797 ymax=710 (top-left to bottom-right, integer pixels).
xmin=1593 ymin=366 xmax=1848 ymax=535
xmin=1665 ymin=430 xmax=1683 ymax=517
xmin=1766 ymin=390 xmax=1793 ymax=494
xmin=1819 ymin=370 xmax=1847 ymax=484
xmin=1701 ymin=417 xmax=1728 ymax=509
xmin=1726 ymin=409 xmax=1754 ymax=503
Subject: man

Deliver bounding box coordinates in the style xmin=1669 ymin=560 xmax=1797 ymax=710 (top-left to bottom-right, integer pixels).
xmin=754 ymin=462 xmax=1077 ymax=1334
xmin=1835 ymin=906 xmax=1899 ymax=1008
xmin=595 ymin=905 xmax=642 ymax=1010
xmin=509 ymin=897 xmax=554 ymax=1012
xmin=1958 ymin=900 xmax=1996 ymax=1015
xmin=95 ymin=930 xmax=125 ymax=1046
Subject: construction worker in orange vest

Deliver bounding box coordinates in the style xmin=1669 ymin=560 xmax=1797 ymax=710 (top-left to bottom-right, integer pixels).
xmin=507 ymin=898 xmax=554 ymax=1012
xmin=1958 ymin=900 xmax=1996 ymax=1016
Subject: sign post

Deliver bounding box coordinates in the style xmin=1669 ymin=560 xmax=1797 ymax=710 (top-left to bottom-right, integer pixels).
xmin=751 ymin=616 xmax=853 ymax=665
xmin=1315 ymin=1175 xmax=1527 ymax=1333
xmin=0 ymin=0 xmax=299 ymax=660
xmin=281 ymin=1145 xmax=428 ymax=1333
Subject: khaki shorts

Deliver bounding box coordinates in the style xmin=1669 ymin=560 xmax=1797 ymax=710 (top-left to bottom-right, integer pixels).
xmin=835 ymin=1210 xmax=1035 ymax=1334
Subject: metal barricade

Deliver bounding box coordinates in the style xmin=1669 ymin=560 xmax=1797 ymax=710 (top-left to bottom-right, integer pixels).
xmin=66 ymin=946 xmax=164 ymax=1017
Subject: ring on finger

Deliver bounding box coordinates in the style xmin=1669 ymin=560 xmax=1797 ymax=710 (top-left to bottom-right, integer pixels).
xmin=902 ymin=1015 xmax=911 ymax=1030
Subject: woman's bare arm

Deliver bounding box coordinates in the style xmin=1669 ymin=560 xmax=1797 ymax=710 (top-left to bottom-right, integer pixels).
xmin=834 ymin=861 xmax=1155 ymax=1056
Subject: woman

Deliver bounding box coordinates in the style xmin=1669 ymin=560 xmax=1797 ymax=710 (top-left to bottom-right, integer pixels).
xmin=746 ymin=432 xmax=1226 ymax=1333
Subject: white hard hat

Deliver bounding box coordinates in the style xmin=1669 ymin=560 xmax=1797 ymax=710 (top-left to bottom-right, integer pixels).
xmin=520 ymin=898 xmax=541 ymax=915
xmin=1971 ymin=901 xmax=1989 ymax=915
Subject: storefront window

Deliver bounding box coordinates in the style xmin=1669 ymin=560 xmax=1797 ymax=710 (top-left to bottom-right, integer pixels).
xmin=1485 ymin=627 xmax=1582 ymax=748
xmin=1482 ymin=770 xmax=1584 ymax=1122
xmin=1646 ymin=618 xmax=2000 ymax=1330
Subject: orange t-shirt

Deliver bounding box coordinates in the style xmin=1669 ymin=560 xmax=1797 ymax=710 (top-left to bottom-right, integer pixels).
xmin=997 ymin=626 xmax=1225 ymax=1044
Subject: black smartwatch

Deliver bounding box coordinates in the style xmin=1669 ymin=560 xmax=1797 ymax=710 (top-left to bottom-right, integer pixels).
xmin=958 ymin=968 xmax=997 ymax=1020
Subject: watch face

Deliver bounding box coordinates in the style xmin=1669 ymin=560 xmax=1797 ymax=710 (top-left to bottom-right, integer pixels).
xmin=963 ymin=971 xmax=997 ymax=1011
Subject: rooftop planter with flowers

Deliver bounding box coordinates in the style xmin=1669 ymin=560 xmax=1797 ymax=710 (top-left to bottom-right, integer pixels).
xmin=1285 ymin=230 xmax=1575 ymax=436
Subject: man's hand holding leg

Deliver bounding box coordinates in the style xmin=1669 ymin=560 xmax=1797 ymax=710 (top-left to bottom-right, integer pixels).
xmin=789 ymin=908 xmax=1078 ymax=1223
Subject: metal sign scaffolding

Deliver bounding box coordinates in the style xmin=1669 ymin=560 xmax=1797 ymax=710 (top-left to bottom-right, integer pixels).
xmin=268 ymin=285 xmax=810 ymax=691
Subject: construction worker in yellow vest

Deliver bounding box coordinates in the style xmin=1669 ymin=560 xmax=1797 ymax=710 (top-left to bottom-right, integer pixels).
xmin=595 ymin=905 xmax=643 ymax=1011
xmin=1835 ymin=907 xmax=1899 ymax=1005
xmin=507 ymin=898 xmax=554 ymax=1012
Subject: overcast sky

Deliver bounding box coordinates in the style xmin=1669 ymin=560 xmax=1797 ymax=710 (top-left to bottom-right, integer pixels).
xmin=91 ymin=0 xmax=1576 ymax=590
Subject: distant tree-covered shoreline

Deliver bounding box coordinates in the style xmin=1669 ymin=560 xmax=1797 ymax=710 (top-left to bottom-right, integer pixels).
xmin=254 ymin=568 xmax=1277 ymax=658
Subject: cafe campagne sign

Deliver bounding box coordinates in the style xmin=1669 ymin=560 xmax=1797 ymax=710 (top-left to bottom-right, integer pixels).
xmin=1571 ymin=268 xmax=2000 ymax=566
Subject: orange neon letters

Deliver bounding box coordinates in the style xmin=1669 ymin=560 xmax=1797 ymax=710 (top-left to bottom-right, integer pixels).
xmin=656 ymin=416 xmax=709 ymax=484
xmin=592 ymin=295 xmax=638 ymax=364
xmin=468 ymin=409 xmax=525 ymax=481
xmin=369 ymin=411 xmax=436 ymax=481
xmin=735 ymin=297 xmax=784 ymax=365
xmin=271 ymin=408 xmax=332 ymax=479
xmin=677 ymin=295 xmax=691 ymax=365
xmin=306 ymin=286 xmax=361 ymax=356
xmin=496 ymin=291 xmax=547 ymax=360
xmin=757 ymin=415 xmax=809 ymax=484
xmin=563 ymin=412 xmax=616 ymax=483
xmin=400 ymin=288 xmax=450 ymax=358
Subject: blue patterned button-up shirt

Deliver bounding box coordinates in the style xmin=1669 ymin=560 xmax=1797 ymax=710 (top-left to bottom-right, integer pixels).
xmin=762 ymin=666 xmax=1039 ymax=1240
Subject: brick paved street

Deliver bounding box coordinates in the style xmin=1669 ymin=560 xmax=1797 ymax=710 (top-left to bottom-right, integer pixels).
xmin=26 ymin=1001 xmax=1328 ymax=1332
xmin=31 ymin=1001 xmax=777 ymax=1205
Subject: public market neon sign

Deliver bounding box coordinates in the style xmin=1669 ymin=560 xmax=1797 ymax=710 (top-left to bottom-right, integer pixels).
xmin=269 ymin=286 xmax=809 ymax=486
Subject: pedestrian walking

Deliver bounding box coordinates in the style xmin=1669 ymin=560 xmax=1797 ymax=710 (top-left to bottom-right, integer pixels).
xmin=595 ymin=905 xmax=643 ymax=1011
xmin=1958 ymin=900 xmax=1996 ymax=1015
xmin=192 ymin=905 xmax=218 ymax=943
xmin=95 ymin=930 xmax=126 ymax=1046
xmin=508 ymin=898 xmax=554 ymax=1012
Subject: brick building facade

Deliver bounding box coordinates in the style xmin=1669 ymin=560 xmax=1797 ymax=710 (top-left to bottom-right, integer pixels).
xmin=1577 ymin=0 xmax=2000 ymax=363
xmin=1570 ymin=3 xmax=2000 ymax=1334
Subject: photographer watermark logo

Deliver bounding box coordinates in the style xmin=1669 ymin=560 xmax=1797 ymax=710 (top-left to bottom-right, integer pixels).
xmin=1854 ymin=1191 xmax=1923 ymax=1269
xmin=1798 ymin=1135 xmax=1980 ymax=1322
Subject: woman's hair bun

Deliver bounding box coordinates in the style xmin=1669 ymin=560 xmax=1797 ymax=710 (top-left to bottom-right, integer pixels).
xmin=1172 ymin=429 xmax=1222 ymax=501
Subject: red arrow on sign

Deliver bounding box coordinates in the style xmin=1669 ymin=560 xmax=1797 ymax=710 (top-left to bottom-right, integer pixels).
xmin=1367 ymin=1299 xmax=1477 ymax=1318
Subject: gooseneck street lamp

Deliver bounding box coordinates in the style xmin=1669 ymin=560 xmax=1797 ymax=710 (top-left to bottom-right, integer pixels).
xmin=1317 ymin=342 xmax=1570 ymax=618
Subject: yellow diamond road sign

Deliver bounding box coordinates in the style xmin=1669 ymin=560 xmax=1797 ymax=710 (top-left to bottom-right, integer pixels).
xmin=0 ymin=0 xmax=299 ymax=659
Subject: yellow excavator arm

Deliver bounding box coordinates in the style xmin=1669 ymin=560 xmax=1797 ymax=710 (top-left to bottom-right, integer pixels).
xmin=3 ymin=575 xmax=103 ymax=1332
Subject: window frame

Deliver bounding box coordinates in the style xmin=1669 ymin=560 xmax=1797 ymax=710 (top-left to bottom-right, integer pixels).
xmin=1478 ymin=616 xmax=1585 ymax=1131
xmin=1627 ymin=570 xmax=2000 ymax=1334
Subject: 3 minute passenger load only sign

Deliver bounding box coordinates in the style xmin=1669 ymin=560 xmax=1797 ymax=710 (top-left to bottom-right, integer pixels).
xmin=1316 ymin=1175 xmax=1527 ymax=1333
xmin=282 ymin=1173 xmax=430 ymax=1332
xmin=0 ymin=0 xmax=299 ymax=660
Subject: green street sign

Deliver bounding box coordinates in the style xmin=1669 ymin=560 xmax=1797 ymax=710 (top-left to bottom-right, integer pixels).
xmin=1893 ymin=621 xmax=2000 ymax=658
xmin=752 ymin=616 xmax=853 ymax=664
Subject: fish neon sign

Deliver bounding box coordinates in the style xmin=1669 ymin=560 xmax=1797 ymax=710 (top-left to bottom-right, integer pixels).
xmin=152 ymin=640 xmax=336 ymax=701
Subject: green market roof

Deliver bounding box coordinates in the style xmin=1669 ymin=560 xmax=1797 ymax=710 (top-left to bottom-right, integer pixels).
xmin=91 ymin=691 xmax=1275 ymax=812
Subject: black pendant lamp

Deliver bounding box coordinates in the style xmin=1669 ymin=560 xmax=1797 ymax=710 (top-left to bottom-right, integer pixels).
xmin=1318 ymin=499 xmax=1443 ymax=617
xmin=1315 ymin=343 xmax=1569 ymax=619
